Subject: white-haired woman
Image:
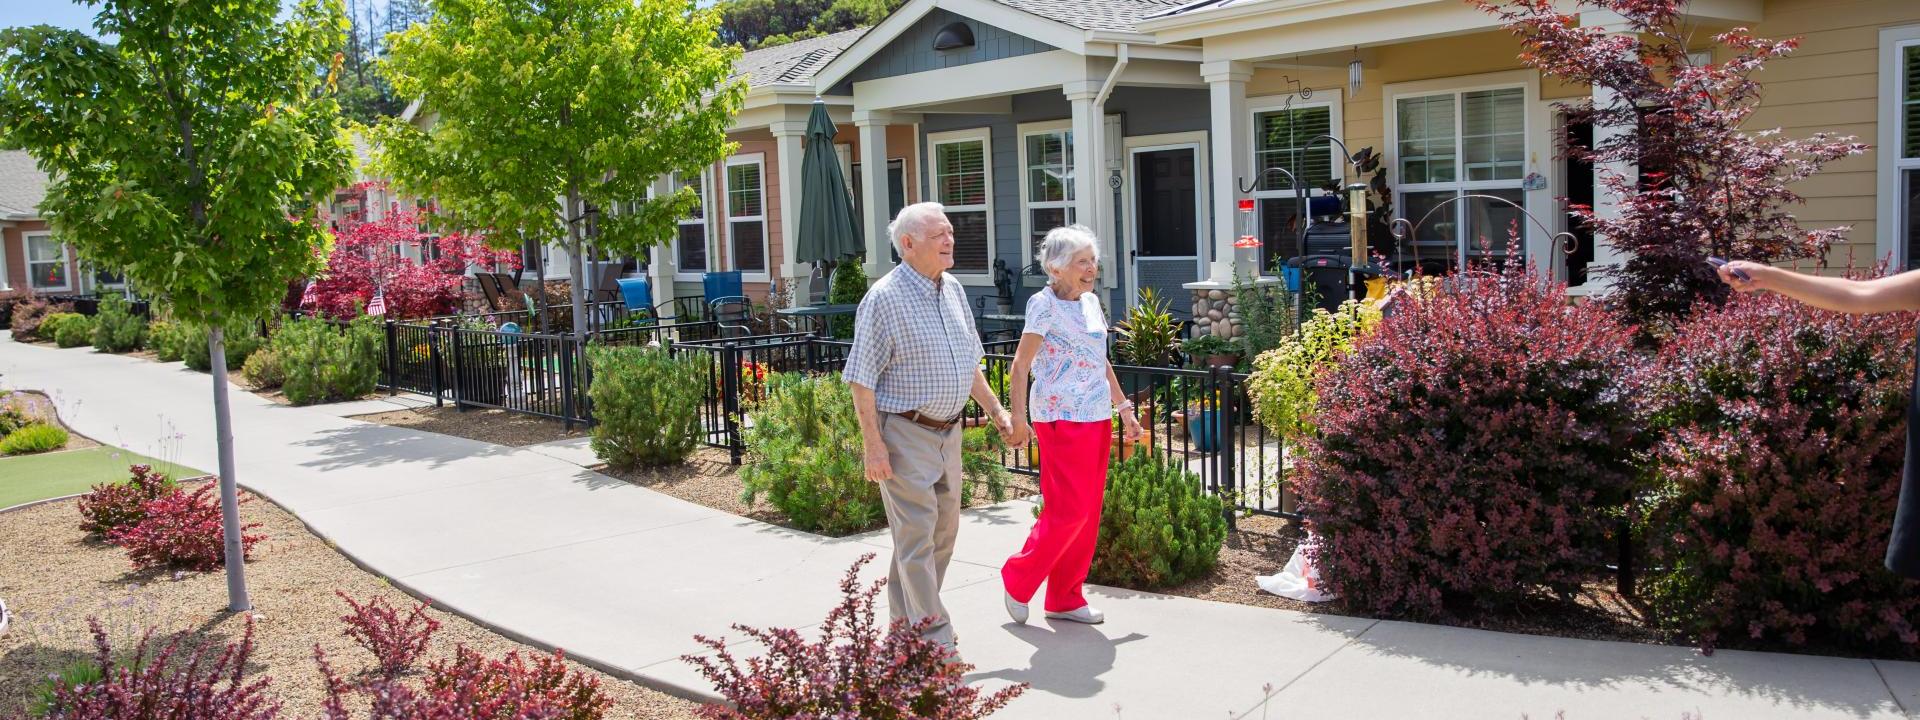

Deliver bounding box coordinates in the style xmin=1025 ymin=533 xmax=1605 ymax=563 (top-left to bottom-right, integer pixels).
xmin=1000 ymin=224 xmax=1144 ymax=626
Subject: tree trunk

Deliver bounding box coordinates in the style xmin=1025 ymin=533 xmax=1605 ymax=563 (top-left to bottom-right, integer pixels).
xmin=567 ymin=190 xmax=588 ymax=339
xmin=207 ymin=325 xmax=253 ymax=612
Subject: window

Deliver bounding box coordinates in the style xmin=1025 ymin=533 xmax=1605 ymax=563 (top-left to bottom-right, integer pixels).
xmin=1392 ymin=84 xmax=1529 ymax=273
xmin=673 ymin=170 xmax=708 ymax=274
xmin=929 ymin=129 xmax=992 ymax=274
xmin=725 ymin=157 xmax=766 ymax=275
xmin=26 ymin=233 xmax=69 ymax=291
xmin=1250 ymin=96 xmax=1339 ymax=269
xmin=1018 ymin=123 xmax=1075 ymax=267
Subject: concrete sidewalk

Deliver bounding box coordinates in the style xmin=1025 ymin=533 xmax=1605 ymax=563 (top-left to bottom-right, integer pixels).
xmin=3 ymin=338 xmax=1915 ymax=719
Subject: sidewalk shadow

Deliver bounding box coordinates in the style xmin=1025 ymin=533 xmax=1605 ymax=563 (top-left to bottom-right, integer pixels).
xmin=290 ymin=423 xmax=522 ymax=473
xmin=968 ymin=624 xmax=1147 ymax=700
xmin=1318 ymin=616 xmax=1905 ymax=719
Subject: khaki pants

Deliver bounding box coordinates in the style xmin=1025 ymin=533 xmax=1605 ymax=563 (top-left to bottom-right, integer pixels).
xmin=877 ymin=413 xmax=964 ymax=648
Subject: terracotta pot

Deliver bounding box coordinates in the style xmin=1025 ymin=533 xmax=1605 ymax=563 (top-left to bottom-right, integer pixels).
xmin=1206 ymin=353 xmax=1242 ymax=369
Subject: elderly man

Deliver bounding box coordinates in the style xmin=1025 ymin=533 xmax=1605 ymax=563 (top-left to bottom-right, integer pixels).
xmin=843 ymin=201 xmax=1013 ymax=652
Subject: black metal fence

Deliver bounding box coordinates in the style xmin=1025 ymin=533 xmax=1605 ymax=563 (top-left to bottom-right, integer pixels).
xmin=373 ymin=322 xmax=1290 ymax=521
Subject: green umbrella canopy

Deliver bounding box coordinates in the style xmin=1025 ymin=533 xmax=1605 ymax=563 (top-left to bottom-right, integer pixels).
xmin=794 ymin=98 xmax=864 ymax=266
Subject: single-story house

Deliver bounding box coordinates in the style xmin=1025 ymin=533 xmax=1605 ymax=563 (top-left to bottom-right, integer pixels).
xmin=0 ymin=150 xmax=103 ymax=300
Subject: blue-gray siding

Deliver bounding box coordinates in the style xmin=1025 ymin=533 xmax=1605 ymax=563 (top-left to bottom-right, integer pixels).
xmin=846 ymin=9 xmax=1055 ymax=85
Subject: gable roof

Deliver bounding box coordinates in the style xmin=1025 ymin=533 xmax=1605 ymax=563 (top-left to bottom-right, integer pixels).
xmin=734 ymin=27 xmax=870 ymax=90
xmin=0 ymin=150 xmax=48 ymax=220
xmin=996 ymin=0 xmax=1191 ymax=32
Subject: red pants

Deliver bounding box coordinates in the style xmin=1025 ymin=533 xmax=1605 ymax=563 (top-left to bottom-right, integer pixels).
xmin=1002 ymin=419 xmax=1111 ymax=612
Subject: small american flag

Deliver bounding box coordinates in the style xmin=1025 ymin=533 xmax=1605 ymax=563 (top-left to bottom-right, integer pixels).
xmin=366 ymin=290 xmax=387 ymax=316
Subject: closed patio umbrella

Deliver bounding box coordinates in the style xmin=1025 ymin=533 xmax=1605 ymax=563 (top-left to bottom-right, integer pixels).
xmin=794 ymin=98 xmax=863 ymax=269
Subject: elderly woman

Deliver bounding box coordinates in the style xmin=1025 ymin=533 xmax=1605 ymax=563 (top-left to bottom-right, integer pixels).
xmin=1001 ymin=225 xmax=1144 ymax=626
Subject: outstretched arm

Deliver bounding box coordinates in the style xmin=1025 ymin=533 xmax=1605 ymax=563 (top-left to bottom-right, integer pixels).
xmin=1719 ymin=261 xmax=1920 ymax=315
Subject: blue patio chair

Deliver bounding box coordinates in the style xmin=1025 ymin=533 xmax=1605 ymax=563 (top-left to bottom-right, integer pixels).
xmin=703 ymin=271 xmax=742 ymax=306
xmin=616 ymin=278 xmax=653 ymax=311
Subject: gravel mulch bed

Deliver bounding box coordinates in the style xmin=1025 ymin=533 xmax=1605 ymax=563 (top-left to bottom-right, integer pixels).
xmin=0 ymin=487 xmax=702 ymax=719
xmin=2 ymin=390 xmax=100 ymax=453
xmin=352 ymin=405 xmax=587 ymax=447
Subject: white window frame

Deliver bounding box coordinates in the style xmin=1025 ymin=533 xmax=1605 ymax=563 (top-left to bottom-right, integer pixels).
xmin=673 ymin=168 xmax=713 ymax=283
xmin=927 ymin=126 xmax=995 ymax=283
xmin=724 ymin=154 xmax=770 ymax=283
xmin=24 ymin=231 xmax=71 ymax=292
xmin=0 ymin=232 xmax=9 ymax=291
xmin=1385 ymin=70 xmax=1549 ymax=274
xmin=1879 ymin=26 xmax=1920 ymax=268
xmin=1248 ymin=90 xmax=1344 ymax=262
xmin=1017 ymin=119 xmax=1076 ymax=270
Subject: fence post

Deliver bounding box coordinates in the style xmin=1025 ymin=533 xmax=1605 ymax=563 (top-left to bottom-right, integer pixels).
xmin=804 ymin=334 xmax=819 ymax=372
xmin=450 ymin=325 xmax=466 ymax=411
xmin=1214 ymin=364 xmax=1239 ymax=530
xmin=384 ymin=320 xmax=398 ymax=397
xmin=428 ymin=326 xmax=444 ymax=408
xmin=1616 ymin=515 xmax=1635 ymax=597
xmin=561 ymin=336 xmax=577 ymax=431
xmin=721 ymin=343 xmax=742 ymax=465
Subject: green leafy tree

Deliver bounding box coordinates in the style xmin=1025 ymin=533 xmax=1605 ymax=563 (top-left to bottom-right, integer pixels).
xmin=716 ymin=0 xmax=903 ymax=49
xmin=0 ymin=0 xmax=353 ymax=611
xmin=375 ymin=0 xmax=745 ymax=339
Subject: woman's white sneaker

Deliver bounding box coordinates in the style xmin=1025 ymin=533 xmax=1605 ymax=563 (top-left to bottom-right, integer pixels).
xmin=1045 ymin=605 xmax=1104 ymax=624
xmin=1004 ymin=591 xmax=1029 ymax=624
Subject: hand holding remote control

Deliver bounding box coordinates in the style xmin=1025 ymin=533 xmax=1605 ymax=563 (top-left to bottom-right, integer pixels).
xmin=1708 ymin=257 xmax=1753 ymax=282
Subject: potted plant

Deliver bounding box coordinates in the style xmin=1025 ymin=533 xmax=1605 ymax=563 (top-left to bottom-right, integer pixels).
xmin=1115 ymin=288 xmax=1181 ymax=368
xmin=1185 ymin=389 xmax=1223 ymax=453
xmin=1182 ymin=334 xmax=1242 ymax=369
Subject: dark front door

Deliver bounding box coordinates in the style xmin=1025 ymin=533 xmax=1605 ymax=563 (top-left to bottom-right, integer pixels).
xmin=1563 ymin=121 xmax=1596 ymax=286
xmin=1131 ymin=145 xmax=1202 ymax=316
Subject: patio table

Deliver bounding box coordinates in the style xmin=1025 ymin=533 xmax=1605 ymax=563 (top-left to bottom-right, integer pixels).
xmin=774 ymin=303 xmax=859 ymax=335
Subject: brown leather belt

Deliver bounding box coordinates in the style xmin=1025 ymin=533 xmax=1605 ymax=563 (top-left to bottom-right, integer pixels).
xmin=894 ymin=410 xmax=960 ymax=433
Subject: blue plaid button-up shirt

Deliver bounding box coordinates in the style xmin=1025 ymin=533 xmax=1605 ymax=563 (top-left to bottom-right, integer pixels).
xmin=842 ymin=265 xmax=983 ymax=421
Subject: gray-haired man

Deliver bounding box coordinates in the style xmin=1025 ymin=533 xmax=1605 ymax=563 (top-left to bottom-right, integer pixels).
xmin=843 ymin=201 xmax=1013 ymax=652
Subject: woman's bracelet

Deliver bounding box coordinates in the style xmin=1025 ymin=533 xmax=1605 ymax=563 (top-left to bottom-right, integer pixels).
xmin=1116 ymin=399 xmax=1135 ymax=413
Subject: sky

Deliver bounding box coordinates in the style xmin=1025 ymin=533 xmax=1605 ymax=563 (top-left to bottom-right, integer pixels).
xmin=7 ymin=0 xmax=108 ymax=35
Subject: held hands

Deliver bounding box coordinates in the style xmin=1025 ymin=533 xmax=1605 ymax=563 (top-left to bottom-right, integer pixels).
xmin=1008 ymin=419 xmax=1033 ymax=448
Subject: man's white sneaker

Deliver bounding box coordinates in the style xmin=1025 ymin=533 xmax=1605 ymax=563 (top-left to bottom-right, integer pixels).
xmin=1004 ymin=591 xmax=1029 ymax=624
xmin=1045 ymin=605 xmax=1105 ymax=624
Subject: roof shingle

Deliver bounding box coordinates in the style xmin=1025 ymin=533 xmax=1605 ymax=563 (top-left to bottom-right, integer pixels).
xmin=0 ymin=150 xmax=48 ymax=219
xmin=733 ymin=27 xmax=870 ymax=89
xmin=994 ymin=0 xmax=1193 ymax=32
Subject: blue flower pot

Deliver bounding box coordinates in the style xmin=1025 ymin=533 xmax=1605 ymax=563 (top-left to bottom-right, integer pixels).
xmin=1188 ymin=409 xmax=1219 ymax=453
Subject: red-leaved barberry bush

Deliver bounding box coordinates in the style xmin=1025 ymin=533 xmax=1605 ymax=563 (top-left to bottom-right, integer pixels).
xmin=317 ymin=643 xmax=610 ymax=720
xmin=1478 ymin=0 xmax=1869 ymax=337
xmin=337 ymin=591 xmax=442 ymax=680
xmin=38 ymin=617 xmax=281 ymax=719
xmin=1637 ymin=291 xmax=1920 ymax=654
xmin=1294 ymin=260 xmax=1644 ymax=619
xmin=107 ymin=484 xmax=264 ymax=571
xmin=306 ymin=181 xmax=519 ymax=320
xmin=683 ymin=553 xmax=1026 ymax=719
xmin=76 ymin=464 xmax=176 ymax=537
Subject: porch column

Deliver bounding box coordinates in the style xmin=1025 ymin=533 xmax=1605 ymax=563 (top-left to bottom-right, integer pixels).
xmin=1202 ymin=60 xmax=1253 ymax=284
xmin=1064 ymin=81 xmax=1110 ymax=285
xmin=1580 ymin=12 xmax=1635 ymax=293
xmin=854 ymin=110 xmax=898 ymax=279
xmin=770 ymin=120 xmax=809 ymax=306
xmin=647 ymin=175 xmax=676 ymax=306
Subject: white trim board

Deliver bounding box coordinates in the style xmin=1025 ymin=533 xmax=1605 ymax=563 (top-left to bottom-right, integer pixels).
xmin=1879 ymin=25 xmax=1920 ymax=269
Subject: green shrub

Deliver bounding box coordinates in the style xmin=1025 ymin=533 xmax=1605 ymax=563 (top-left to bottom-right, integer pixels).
xmin=52 ymin=314 xmax=94 ymax=348
xmin=0 ymin=394 xmax=32 ymax=438
xmin=1246 ymin=298 xmax=1383 ymax=451
xmin=826 ymin=260 xmax=868 ymax=339
xmin=90 ymin=295 xmax=148 ymax=353
xmin=740 ymin=372 xmax=883 ymax=535
xmin=242 ymin=347 xmax=287 ymax=389
xmin=39 ymin=312 xmax=86 ymax=346
xmin=588 ymin=344 xmax=704 ymax=469
xmin=1 ymin=423 xmax=69 ymax=455
xmin=149 ymin=319 xmax=190 ymax=362
xmin=1083 ymin=451 xmax=1226 ymax=589
xmin=182 ymin=319 xmax=265 ymax=372
xmin=275 ymin=316 xmax=380 ymax=404
xmin=960 ymin=426 xmax=1009 ymax=508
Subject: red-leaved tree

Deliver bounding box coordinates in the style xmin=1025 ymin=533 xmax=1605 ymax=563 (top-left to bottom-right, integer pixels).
xmin=1479 ymin=0 xmax=1869 ymax=335
xmin=306 ymin=182 xmax=519 ymax=320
